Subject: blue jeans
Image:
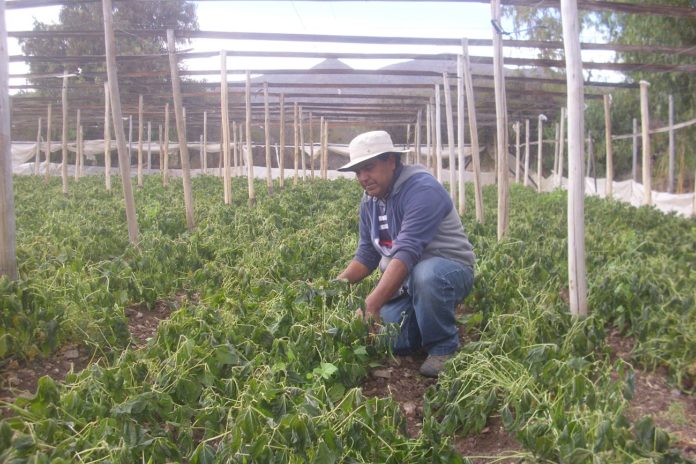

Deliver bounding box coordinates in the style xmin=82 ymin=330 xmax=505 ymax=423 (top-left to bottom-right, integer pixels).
xmin=380 ymin=257 xmax=474 ymax=356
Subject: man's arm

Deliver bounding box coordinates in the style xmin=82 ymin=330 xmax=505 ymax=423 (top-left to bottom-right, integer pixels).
xmin=337 ymin=259 xmax=372 ymax=284
xmin=364 ymin=258 xmax=409 ymax=322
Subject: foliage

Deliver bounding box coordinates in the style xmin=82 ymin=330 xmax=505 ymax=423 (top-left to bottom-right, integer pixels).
xmin=1 ymin=176 xmax=695 ymax=462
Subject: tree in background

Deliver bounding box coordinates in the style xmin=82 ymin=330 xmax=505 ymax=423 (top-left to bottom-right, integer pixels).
xmin=504 ymin=1 xmax=695 ymax=189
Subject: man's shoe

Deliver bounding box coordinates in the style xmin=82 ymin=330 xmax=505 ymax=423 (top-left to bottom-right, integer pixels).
xmin=419 ymin=354 xmax=453 ymax=378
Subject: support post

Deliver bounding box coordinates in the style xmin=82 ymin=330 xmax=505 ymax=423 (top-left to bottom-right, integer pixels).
xmin=462 ymin=39 xmax=484 ymax=223
xmin=558 ymin=106 xmax=566 ymax=188
xmin=0 ymin=1 xmax=18 ymax=279
xmin=668 ymin=94 xmax=675 ymax=194
xmin=103 ymin=87 xmax=111 ymax=190
xmin=264 ymin=82 xmax=273 ymax=194
xmin=167 ymin=29 xmax=195 ymax=231
xmin=456 ymin=55 xmax=465 ymax=214
xmin=524 ymin=119 xmax=530 ymax=187
xmin=640 ymin=80 xmax=652 ymax=206
xmin=61 ymin=71 xmax=68 ymax=194
xmin=74 ymin=109 xmax=80 ymax=180
xmin=102 ymin=0 xmax=139 ymax=245
xmin=632 ymin=117 xmax=638 ymax=182
xmin=44 ymin=103 xmax=52 ymax=181
xmin=492 ymin=0 xmax=509 ymax=240
xmin=299 ymin=106 xmax=306 ymax=181
xmin=163 ymin=102 xmax=170 ymax=186
xmin=514 ymin=121 xmax=521 ymax=183
xmin=434 ymin=83 xmax=442 ymax=182
xmin=245 ymin=71 xmax=256 ymax=205
xmin=220 ymin=51 xmax=230 ymax=203
xmin=279 ymin=93 xmax=285 ymax=188
xmin=308 ymin=112 xmax=314 ymax=180
xmin=34 ymin=117 xmax=41 ymax=175
xmin=561 ymin=0 xmax=587 ymax=317
xmin=137 ymin=94 xmax=143 ymax=187
xmin=425 ymin=102 xmax=432 ymax=171
xmin=603 ymin=95 xmax=613 ymax=198
xmin=415 ymin=108 xmax=422 ymax=166
xmin=147 ymin=121 xmax=152 ymax=171
xmin=537 ymin=115 xmax=545 ymax=193
xmin=442 ymin=72 xmax=456 ymax=201
xmin=293 ymin=102 xmax=299 ymax=185
xmin=202 ymin=111 xmax=207 ymax=174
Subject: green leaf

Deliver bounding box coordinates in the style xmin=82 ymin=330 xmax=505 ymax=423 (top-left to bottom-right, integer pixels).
xmin=313 ymin=362 xmax=338 ymax=380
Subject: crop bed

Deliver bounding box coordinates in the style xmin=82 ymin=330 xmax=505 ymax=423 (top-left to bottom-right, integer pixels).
xmin=1 ymin=175 xmax=695 ymax=463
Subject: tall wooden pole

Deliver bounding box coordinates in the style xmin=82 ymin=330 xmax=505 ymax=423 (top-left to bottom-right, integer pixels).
xmin=442 ymin=73 xmax=456 ymax=201
xmin=456 ymin=56 xmax=465 ymax=215
xmin=667 ymin=94 xmax=675 ymax=194
xmin=462 ymin=40 xmax=484 ymax=223
xmin=308 ymin=112 xmax=315 ymax=180
xmin=558 ymin=107 xmax=566 ymax=188
xmin=425 ymin=102 xmax=432 ymax=171
xmin=514 ymin=121 xmax=521 ymax=183
xmin=299 ymin=107 xmax=306 ymax=181
xmin=163 ymin=102 xmax=170 ymax=186
xmin=293 ymin=102 xmax=299 ymax=186
xmin=322 ymin=118 xmax=329 ymax=179
xmin=167 ymin=30 xmax=195 ymax=231
xmin=0 ymin=2 xmax=18 ymax=279
xmin=232 ymin=120 xmax=238 ymax=178
xmin=103 ymin=86 xmax=111 ymax=190
xmin=434 ymin=83 xmax=443 ymax=182
xmin=61 ymin=71 xmax=69 ymax=194
xmin=553 ymin=122 xmax=560 ymax=181
xmin=603 ymin=95 xmax=613 ymax=198
xmin=537 ymin=115 xmax=545 ymax=193
xmin=102 ymin=0 xmax=139 ymax=245
xmin=34 ymin=117 xmax=41 ymax=175
xmin=415 ymin=108 xmax=422 ymax=166
xmin=147 ymin=121 xmax=152 ymax=171
xmin=561 ymin=0 xmax=588 ymax=317
xmin=44 ymin=103 xmax=52 ymax=181
xmin=632 ymin=117 xmax=638 ymax=182
xmin=319 ymin=115 xmax=325 ymax=178
xmin=74 ymin=109 xmax=81 ymax=180
xmin=137 ymin=94 xmax=144 ymax=187
xmin=245 ymin=71 xmax=256 ymax=205
xmin=202 ymin=111 xmax=207 ymax=174
xmin=279 ymin=93 xmax=285 ymax=188
xmin=492 ymin=0 xmax=509 ymax=240
xmin=79 ymin=125 xmax=84 ymax=178
xmin=220 ymin=51 xmax=231 ymax=203
xmin=523 ymin=119 xmax=530 ymax=187
xmin=640 ymin=80 xmax=652 ymax=206
xmin=264 ymin=82 xmax=273 ymax=194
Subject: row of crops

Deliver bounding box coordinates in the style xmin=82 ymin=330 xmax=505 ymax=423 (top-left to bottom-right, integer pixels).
xmin=1 ymin=174 xmax=695 ymax=462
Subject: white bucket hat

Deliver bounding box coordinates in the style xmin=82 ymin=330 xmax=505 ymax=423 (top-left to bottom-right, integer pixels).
xmin=338 ymin=131 xmax=408 ymax=172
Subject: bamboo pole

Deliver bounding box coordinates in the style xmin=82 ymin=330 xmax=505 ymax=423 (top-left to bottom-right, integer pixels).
xmin=415 ymin=108 xmax=422 ymax=166
xmin=137 ymin=94 xmax=143 ymax=187
xmin=553 ymin=122 xmax=560 ymax=181
xmin=632 ymin=117 xmax=638 ymax=181
xmin=299 ymin=106 xmax=306 ymax=181
xmin=232 ymin=120 xmax=238 ymax=178
xmin=293 ymin=102 xmax=299 ymax=185
xmin=462 ymin=40 xmax=484 ymax=223
xmin=558 ymin=106 xmax=566 ymax=188
xmin=74 ymin=109 xmax=80 ymax=180
xmin=237 ymin=121 xmax=243 ymax=177
xmin=640 ymin=80 xmax=652 ymax=206
xmin=537 ymin=115 xmax=545 ymax=193
xmin=319 ymin=115 xmax=325 ymax=178
xmin=245 ymin=71 xmax=256 ymax=206
xmin=158 ymin=124 xmax=163 ymax=171
xmin=456 ymin=56 xmax=466 ymax=213
xmin=442 ymin=73 xmax=456 ymax=201
xmin=34 ymin=117 xmax=41 ymax=175
xmin=102 ymin=0 xmax=139 ymax=245
xmin=264 ymin=82 xmax=273 ymax=194
xmin=492 ymin=0 xmax=509 ymax=240
xmin=128 ymin=115 xmax=132 ymax=168
xmin=147 ymin=121 xmax=151 ymax=171
xmin=167 ymin=30 xmax=195 ymax=231
xmin=202 ymin=111 xmax=207 ymax=174
xmin=61 ymin=71 xmax=68 ymax=194
xmin=163 ymin=102 xmax=170 ymax=186
xmin=79 ymin=124 xmax=84 ymax=178
xmin=524 ymin=119 xmax=530 ymax=187
xmin=44 ymin=103 xmax=52 ymax=181
xmin=103 ymin=87 xmax=111 ymax=190
xmin=0 ymin=1 xmax=18 ymax=279
xmin=514 ymin=121 xmax=521 ymax=183
xmin=308 ymin=112 xmax=314 ymax=180
xmin=603 ymin=95 xmax=613 ymax=198
xmin=279 ymin=93 xmax=285 ymax=188
xmin=425 ymin=102 xmax=432 ymax=171
xmin=668 ymin=94 xmax=675 ymax=193
xmin=561 ymin=0 xmax=588 ymax=317
xmin=434 ymin=83 xmax=442 ymax=182
xmin=220 ymin=51 xmax=230 ymax=202
xmin=323 ymin=118 xmax=329 ymax=179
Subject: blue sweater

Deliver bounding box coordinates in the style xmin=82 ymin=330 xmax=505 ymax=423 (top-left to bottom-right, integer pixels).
xmin=354 ymin=165 xmax=475 ymax=273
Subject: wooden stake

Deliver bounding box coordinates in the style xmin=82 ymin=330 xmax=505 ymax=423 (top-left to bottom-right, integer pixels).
xmin=434 ymin=83 xmax=443 ymax=182
xmin=74 ymin=109 xmax=80 ymax=181
xmin=137 ymin=94 xmax=143 ymax=187
xmin=61 ymin=71 xmax=68 ymax=194
xmin=279 ymin=93 xmax=285 ymax=188
xmin=147 ymin=121 xmax=152 ymax=171
xmin=514 ymin=121 xmax=521 ymax=183
xmin=640 ymin=80 xmax=652 ymax=205
xmin=103 ymin=86 xmax=111 ymax=190
xmin=524 ymin=119 xmax=530 ymax=187
xmin=322 ymin=118 xmax=329 ymax=179
xmin=157 ymin=124 xmax=163 ymax=171
xmin=163 ymin=102 xmax=170 ymax=186
xmin=319 ymin=115 xmax=325 ymax=178
xmin=561 ymin=0 xmax=588 ymax=317
xmin=220 ymin=51 xmax=230 ymax=203
xmin=632 ymin=117 xmax=638 ymax=181
xmin=492 ymin=0 xmax=509 ymax=240
xmin=238 ymin=121 xmax=243 ymax=177
xmin=442 ymin=73 xmax=457 ymax=202
xmin=245 ymin=71 xmax=256 ymax=205
xmin=264 ymin=82 xmax=273 ymax=194
xmin=558 ymin=107 xmax=566 ymax=188
xmin=44 ymin=103 xmax=52 ymax=181
xmin=603 ymin=95 xmax=613 ymax=198
xmin=293 ymin=102 xmax=299 ymax=186
xmin=553 ymin=122 xmax=560 ymax=182
xmin=34 ymin=117 xmax=41 ymax=175
xmin=299 ymin=107 xmax=306 ymax=181
xmin=425 ymin=102 xmax=432 ymax=171
xmin=308 ymin=112 xmax=315 ymax=180
xmin=232 ymin=120 xmax=238 ymax=179
xmin=415 ymin=109 xmax=422 ymax=166
xmin=202 ymin=111 xmax=207 ymax=174
xmin=456 ymin=56 xmax=466 ymax=214
xmin=668 ymin=94 xmax=675 ymax=194
xmin=167 ymin=30 xmax=195 ymax=230
xmin=79 ymin=125 xmax=84 ymax=178
xmin=537 ymin=115 xmax=545 ymax=193
xmin=102 ymin=0 xmax=139 ymax=245
xmin=0 ymin=1 xmax=18 ymax=279
xmin=462 ymin=40 xmax=484 ymax=223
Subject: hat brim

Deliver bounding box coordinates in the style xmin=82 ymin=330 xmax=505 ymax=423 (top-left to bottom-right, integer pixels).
xmin=337 ymin=149 xmax=409 ymax=172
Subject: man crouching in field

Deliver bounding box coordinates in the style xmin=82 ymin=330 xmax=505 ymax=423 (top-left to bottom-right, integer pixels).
xmin=336 ymin=130 xmax=475 ymax=377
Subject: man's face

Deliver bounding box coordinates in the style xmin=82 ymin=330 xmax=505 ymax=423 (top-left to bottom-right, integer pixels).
xmin=352 ymin=155 xmax=396 ymax=199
